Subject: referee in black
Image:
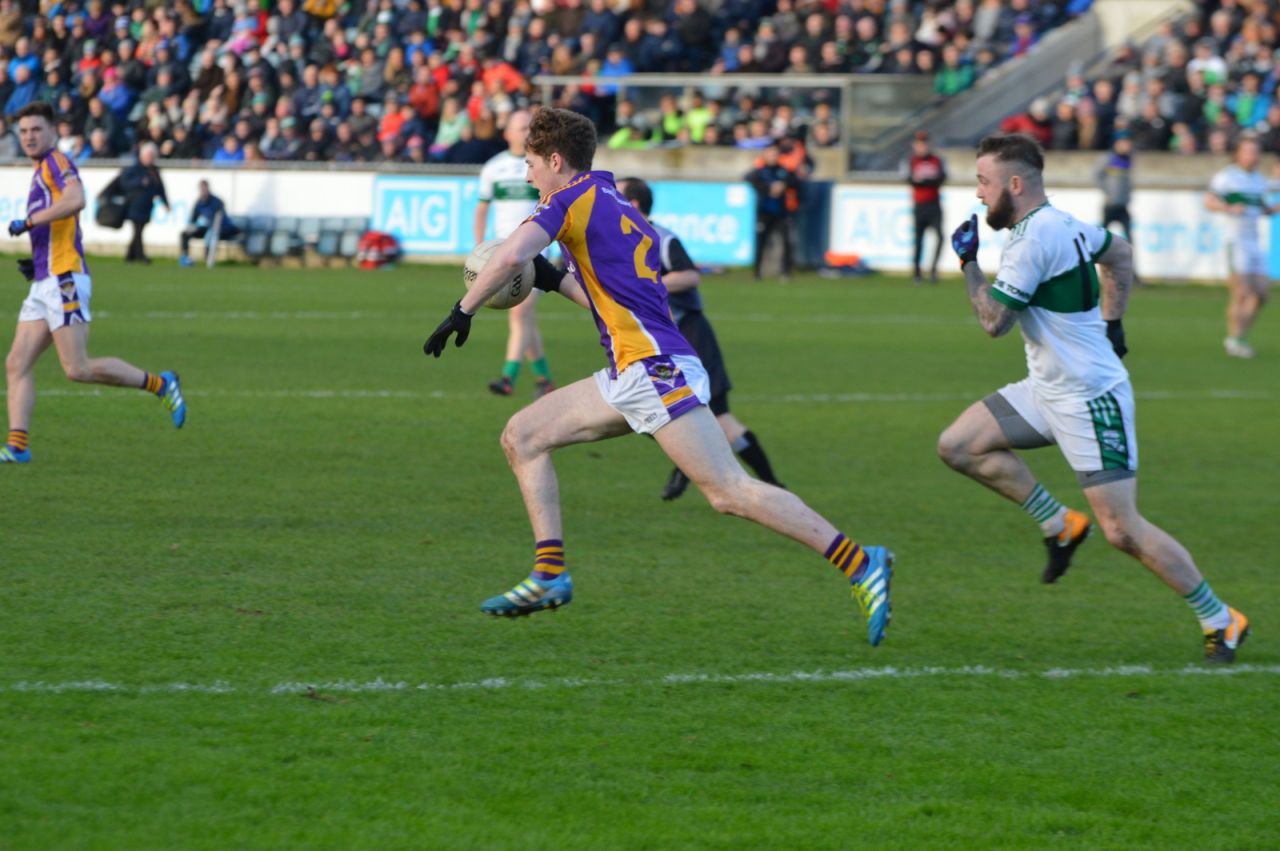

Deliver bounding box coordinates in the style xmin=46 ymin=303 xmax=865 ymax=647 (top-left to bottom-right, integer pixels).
xmin=616 ymin=177 xmax=784 ymax=500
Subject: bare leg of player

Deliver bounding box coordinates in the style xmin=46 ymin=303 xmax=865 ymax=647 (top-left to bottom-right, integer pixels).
xmin=715 ymin=412 xmax=748 ymax=444
xmin=5 ymin=320 xmax=53 ymax=430
xmin=937 ymin=401 xmax=1038 ymax=503
xmin=512 ymin=291 xmax=544 ymax=363
xmin=656 ymin=406 xmax=837 ymax=552
xmin=52 ymin=325 xmax=147 ymax=387
xmin=1083 ymin=478 xmax=1205 ymax=594
xmin=500 ymin=375 xmax=631 ymax=540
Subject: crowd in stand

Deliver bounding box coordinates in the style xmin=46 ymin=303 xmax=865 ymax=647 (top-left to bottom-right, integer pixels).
xmin=0 ymin=0 xmax=1078 ymax=165
xmin=1001 ymin=1 xmax=1280 ymax=155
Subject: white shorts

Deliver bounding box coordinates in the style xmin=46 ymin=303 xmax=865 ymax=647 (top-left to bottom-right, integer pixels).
xmin=18 ymin=272 xmax=92 ymax=331
xmin=985 ymin=378 xmax=1138 ymax=487
xmin=1228 ymin=240 xmax=1267 ymax=278
xmin=594 ymin=353 xmax=710 ymax=435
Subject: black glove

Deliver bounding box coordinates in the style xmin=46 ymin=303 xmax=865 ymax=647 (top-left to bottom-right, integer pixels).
xmin=423 ymin=301 xmax=473 ymax=358
xmin=8 ymin=218 xmax=31 ymax=237
xmin=17 ymin=258 xmax=34 ymax=282
xmin=531 ymin=253 xmax=564 ymax=293
xmin=1105 ymin=319 xmax=1128 ymax=359
xmin=950 ymin=213 xmax=979 ymax=266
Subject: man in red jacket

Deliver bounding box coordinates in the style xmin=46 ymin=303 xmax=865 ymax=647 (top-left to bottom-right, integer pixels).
xmin=902 ymin=130 xmax=947 ymax=283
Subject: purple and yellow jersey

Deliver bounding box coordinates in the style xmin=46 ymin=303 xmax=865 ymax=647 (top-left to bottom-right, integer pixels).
xmin=28 ymin=149 xmax=89 ymax=279
xmin=526 ymin=170 xmax=694 ymax=375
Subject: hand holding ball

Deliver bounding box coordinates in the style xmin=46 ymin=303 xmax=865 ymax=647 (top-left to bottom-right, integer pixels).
xmin=464 ymin=240 xmax=535 ymax=310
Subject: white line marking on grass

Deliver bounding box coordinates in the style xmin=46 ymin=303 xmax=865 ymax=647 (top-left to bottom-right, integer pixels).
xmin=13 ymin=388 xmax=1272 ymax=404
xmin=91 ymin=310 xmax=970 ymax=326
xmin=5 ymin=665 xmax=1279 ymax=696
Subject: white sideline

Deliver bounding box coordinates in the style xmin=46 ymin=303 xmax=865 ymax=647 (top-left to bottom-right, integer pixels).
xmin=14 ymin=388 xmax=1274 ymax=404
xmin=4 ymin=664 xmax=1279 ymax=696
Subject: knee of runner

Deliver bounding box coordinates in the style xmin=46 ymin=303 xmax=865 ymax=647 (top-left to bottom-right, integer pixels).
xmin=4 ymin=349 xmax=24 ymax=377
xmin=1098 ymin=515 xmax=1140 ymax=555
xmin=936 ymin=428 xmax=970 ymax=470
xmin=500 ymin=414 xmax=536 ymax=461
xmin=62 ymin=361 xmax=94 ymax=383
xmin=702 ymin=483 xmax=742 ymax=516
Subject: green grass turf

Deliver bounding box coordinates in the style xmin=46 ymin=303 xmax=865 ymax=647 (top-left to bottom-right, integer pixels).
xmin=0 ymin=259 xmax=1276 ymax=849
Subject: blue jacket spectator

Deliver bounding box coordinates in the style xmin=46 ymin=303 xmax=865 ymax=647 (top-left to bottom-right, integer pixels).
xmin=3 ymin=65 xmax=36 ymax=117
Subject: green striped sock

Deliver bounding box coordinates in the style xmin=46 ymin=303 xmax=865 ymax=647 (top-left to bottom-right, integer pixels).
xmin=1021 ymin=483 xmax=1067 ymax=536
xmin=501 ymin=360 xmax=521 ymax=381
xmin=530 ymin=356 xmax=552 ymax=382
xmin=1184 ymin=580 xmax=1229 ymax=629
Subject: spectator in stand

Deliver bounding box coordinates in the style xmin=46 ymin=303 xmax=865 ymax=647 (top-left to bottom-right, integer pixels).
xmin=3 ymin=62 xmax=34 ymax=117
xmin=935 ymin=43 xmax=975 ymax=97
xmin=999 ymin=97 xmax=1053 ymax=147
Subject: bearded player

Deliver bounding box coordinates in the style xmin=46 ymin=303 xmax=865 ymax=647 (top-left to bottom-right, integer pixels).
xmin=938 ymin=133 xmax=1248 ymax=663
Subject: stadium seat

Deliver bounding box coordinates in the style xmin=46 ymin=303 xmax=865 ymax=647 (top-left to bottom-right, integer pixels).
xmin=242 ymin=215 xmax=275 ymax=260
xmin=316 ymin=217 xmax=346 ymax=258
xmin=268 ymin=217 xmax=304 ymax=258
xmin=340 ymin=217 xmax=369 ymax=258
xmin=298 ymin=217 xmax=323 ymax=248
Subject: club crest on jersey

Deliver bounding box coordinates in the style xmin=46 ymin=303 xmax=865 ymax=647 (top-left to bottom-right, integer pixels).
xmin=1100 ymin=429 xmax=1125 ymax=452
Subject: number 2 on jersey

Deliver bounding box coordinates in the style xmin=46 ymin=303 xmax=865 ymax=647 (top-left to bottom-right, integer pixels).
xmin=619 ymin=216 xmax=660 ymax=284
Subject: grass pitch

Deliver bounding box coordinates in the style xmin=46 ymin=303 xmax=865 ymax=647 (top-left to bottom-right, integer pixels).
xmin=0 ymin=259 xmax=1276 ymax=849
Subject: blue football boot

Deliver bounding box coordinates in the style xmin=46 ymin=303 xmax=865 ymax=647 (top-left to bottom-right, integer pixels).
xmin=159 ymin=371 xmax=186 ymax=428
xmin=851 ymin=546 xmax=893 ymax=647
xmin=481 ymin=573 xmax=573 ymax=617
xmin=0 ymin=444 xmax=31 ymax=463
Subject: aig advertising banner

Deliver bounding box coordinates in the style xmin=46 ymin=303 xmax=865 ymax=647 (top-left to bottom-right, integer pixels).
xmin=827 ymin=183 xmax=1251 ymax=282
xmin=373 ymin=175 xmax=755 ymax=264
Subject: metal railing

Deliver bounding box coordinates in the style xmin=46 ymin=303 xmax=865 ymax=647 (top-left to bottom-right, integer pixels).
xmin=531 ymin=72 xmax=938 ymax=147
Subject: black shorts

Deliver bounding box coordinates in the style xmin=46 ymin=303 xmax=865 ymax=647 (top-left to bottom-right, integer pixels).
xmin=914 ymin=202 xmax=942 ymax=230
xmin=678 ymin=311 xmax=731 ymax=413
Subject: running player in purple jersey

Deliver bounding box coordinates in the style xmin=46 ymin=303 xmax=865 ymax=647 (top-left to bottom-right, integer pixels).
xmin=2 ymin=102 xmax=185 ymax=465
xmin=423 ymin=107 xmax=894 ymax=646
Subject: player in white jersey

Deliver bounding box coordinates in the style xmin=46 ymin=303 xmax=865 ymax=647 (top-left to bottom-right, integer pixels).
xmin=474 ymin=110 xmax=555 ymax=397
xmin=1204 ymin=135 xmax=1274 ymax=358
xmin=937 ymin=134 xmax=1249 ymax=664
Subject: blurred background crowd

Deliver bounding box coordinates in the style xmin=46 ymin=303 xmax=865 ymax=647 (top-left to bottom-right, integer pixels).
xmin=1000 ymin=1 xmax=1280 ymax=155
xmin=0 ymin=0 xmax=1083 ymax=165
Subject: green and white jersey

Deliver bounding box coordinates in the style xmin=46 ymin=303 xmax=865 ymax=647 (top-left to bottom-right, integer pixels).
xmin=477 ymin=151 xmax=540 ymax=238
xmin=1209 ymin=164 xmax=1269 ymax=246
xmin=990 ymin=203 xmax=1127 ymax=402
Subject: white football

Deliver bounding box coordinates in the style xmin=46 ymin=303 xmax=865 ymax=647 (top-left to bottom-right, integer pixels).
xmin=463 ymin=239 xmax=535 ymax=309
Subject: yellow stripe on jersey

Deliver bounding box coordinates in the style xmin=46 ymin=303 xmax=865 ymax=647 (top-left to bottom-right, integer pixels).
xmin=41 ymin=154 xmax=86 ymax=276
xmin=50 ymin=218 xmax=85 ymax=275
xmin=562 ymin=187 xmax=659 ymax=372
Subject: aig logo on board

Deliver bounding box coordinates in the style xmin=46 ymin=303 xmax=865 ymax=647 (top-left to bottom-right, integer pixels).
xmin=373 ymin=177 xmax=479 ymax=253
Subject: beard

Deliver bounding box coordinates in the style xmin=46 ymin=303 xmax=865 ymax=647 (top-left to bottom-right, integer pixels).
xmin=985 ymin=186 xmax=1016 ymax=230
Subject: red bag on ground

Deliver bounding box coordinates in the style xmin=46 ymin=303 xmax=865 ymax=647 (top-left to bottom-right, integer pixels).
xmin=356 ymin=231 xmax=401 ymax=269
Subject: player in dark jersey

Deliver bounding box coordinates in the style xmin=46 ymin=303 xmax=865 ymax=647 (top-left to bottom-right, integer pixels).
xmin=2 ymin=102 xmax=185 ymax=465
xmin=423 ymin=108 xmax=893 ymax=645
xmin=614 ymin=177 xmax=783 ymax=501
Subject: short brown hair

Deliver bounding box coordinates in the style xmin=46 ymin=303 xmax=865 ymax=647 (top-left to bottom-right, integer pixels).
xmin=526 ymin=107 xmax=597 ymax=171
xmin=977 ymin=133 xmax=1044 ymax=174
xmin=15 ymin=101 xmax=55 ymax=125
